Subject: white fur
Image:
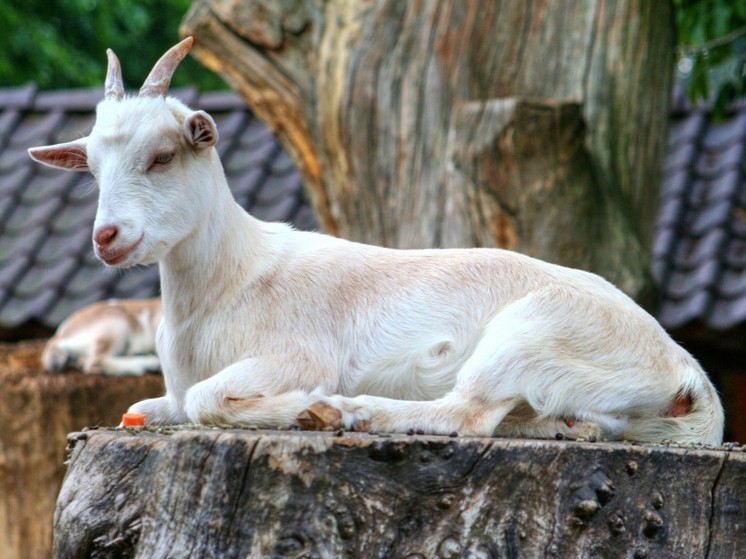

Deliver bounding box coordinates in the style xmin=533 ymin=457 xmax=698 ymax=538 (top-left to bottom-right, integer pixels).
xmin=42 ymin=298 xmax=162 ymax=376
xmin=28 ymin=41 xmax=724 ymax=445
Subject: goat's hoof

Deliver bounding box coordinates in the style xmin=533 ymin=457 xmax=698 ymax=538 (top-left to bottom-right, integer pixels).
xmin=570 ymin=421 xmax=602 ymax=440
xmin=296 ymin=402 xmax=343 ymax=430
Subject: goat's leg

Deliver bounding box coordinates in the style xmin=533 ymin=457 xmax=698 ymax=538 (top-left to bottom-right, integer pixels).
xmin=297 ymin=288 xmax=615 ymax=438
xmin=485 ymin=400 xmax=602 ymax=440
xmin=82 ymin=337 xmax=117 ymax=374
xmin=297 ymin=392 xmax=521 ymax=436
xmin=191 ymin=388 xmax=321 ymax=429
xmin=297 ymin=393 xmax=604 ymax=439
xmin=99 ymin=355 xmax=161 ymax=376
xmin=125 ymin=395 xmax=186 ymax=426
xmin=183 ymin=358 xmax=326 ymax=428
xmin=495 ymin=417 xmax=602 ymax=440
xmin=296 ymin=297 xmax=540 ymax=435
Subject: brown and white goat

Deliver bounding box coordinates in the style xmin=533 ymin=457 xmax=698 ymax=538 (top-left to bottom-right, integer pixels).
xmin=42 ymin=298 xmax=161 ymax=376
xmin=29 ymin=38 xmax=724 ymax=444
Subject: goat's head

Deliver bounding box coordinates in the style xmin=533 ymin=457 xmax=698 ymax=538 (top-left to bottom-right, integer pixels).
xmin=28 ymin=37 xmax=220 ymax=268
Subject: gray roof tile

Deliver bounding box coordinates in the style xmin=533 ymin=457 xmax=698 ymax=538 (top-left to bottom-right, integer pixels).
xmin=666 ymin=260 xmax=720 ymax=299
xmin=694 ymin=142 xmax=745 ymax=178
xmin=655 ymin=195 xmax=684 ymax=229
xmin=707 ymin=297 xmax=746 ymax=330
xmin=667 ymin=109 xmax=705 ymax=148
xmin=700 ymin=112 xmax=746 ymax=149
xmin=0 ymin=84 xmax=37 ymax=109
xmin=673 ymin=228 xmax=727 ymax=268
xmin=34 ymin=89 xmax=102 ymax=111
xmin=724 ymin=237 xmax=746 ymax=267
xmin=655 ymin=99 xmax=746 ymax=331
xmin=0 ymin=256 xmax=29 ymax=291
xmin=2 ymin=289 xmax=58 ymax=327
xmin=657 ymin=290 xmax=711 ymax=330
xmin=686 ymin=200 xmax=731 ymax=235
xmin=661 ymin=167 xmax=691 ymax=201
xmin=663 ymin=142 xmax=697 ymax=173
xmin=719 ymin=268 xmax=746 ymax=298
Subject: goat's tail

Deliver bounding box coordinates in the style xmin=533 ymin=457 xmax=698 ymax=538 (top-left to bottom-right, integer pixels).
xmin=623 ymin=365 xmax=724 ymax=446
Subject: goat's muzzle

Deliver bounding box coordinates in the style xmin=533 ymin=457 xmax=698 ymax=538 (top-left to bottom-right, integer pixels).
xmin=93 ymin=226 xmax=144 ymax=266
xmin=94 ymin=224 xmax=119 ymax=248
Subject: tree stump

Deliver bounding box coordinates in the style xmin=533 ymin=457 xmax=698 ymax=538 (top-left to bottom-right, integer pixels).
xmin=0 ymin=341 xmax=164 ymax=559
xmin=55 ymin=428 xmax=744 ymax=558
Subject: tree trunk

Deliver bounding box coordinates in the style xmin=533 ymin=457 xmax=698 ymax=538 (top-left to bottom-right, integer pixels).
xmin=0 ymin=341 xmax=164 ymax=559
xmin=55 ymin=428 xmax=743 ymax=558
xmin=181 ymin=0 xmax=674 ymax=307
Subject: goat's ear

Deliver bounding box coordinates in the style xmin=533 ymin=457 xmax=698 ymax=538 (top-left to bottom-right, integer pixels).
xmin=28 ymin=139 xmax=89 ymax=171
xmin=184 ymin=111 xmax=218 ymax=150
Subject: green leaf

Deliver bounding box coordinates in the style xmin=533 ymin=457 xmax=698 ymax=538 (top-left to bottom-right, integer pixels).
xmin=689 ymin=53 xmax=710 ymax=103
xmin=0 ymin=0 xmax=226 ymax=91
xmin=713 ymin=81 xmax=737 ymax=120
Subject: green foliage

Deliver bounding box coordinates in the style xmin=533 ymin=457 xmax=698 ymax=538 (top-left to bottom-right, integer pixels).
xmin=0 ymin=0 xmax=227 ymax=91
xmin=674 ymin=0 xmax=746 ymax=114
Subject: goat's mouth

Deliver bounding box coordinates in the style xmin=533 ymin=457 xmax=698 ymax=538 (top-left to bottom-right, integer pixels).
xmin=97 ymin=234 xmax=145 ymax=266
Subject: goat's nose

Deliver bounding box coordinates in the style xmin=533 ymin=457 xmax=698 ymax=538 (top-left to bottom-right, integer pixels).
xmin=94 ymin=225 xmax=119 ymax=248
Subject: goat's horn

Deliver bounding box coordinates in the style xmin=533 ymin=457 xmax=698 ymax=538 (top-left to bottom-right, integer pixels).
xmin=139 ymin=36 xmax=194 ymax=98
xmin=104 ymin=49 xmax=124 ymax=101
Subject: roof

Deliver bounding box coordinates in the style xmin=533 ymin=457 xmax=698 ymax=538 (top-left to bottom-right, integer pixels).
xmin=654 ymin=90 xmax=746 ymax=331
xmin=0 ymin=85 xmax=316 ymax=330
xmin=0 ymin=84 xmax=744 ymax=334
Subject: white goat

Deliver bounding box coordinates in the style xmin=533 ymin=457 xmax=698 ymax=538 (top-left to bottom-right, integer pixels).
xmin=42 ymin=298 xmax=161 ymax=376
xmin=29 ymin=38 xmax=724 ymax=445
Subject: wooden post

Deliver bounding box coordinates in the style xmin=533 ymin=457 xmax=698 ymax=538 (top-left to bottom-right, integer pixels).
xmin=0 ymin=341 xmax=164 ymax=559
xmin=55 ymin=428 xmax=744 ymax=558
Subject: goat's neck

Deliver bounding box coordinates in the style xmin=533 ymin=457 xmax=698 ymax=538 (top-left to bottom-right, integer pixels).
xmin=159 ymin=173 xmax=269 ymax=323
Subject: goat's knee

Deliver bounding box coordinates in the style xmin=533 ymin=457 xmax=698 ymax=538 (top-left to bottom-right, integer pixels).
xmin=184 ymin=381 xmax=225 ymax=425
xmin=297 ymin=395 xmax=371 ymax=431
xmin=185 ymin=377 xmax=317 ymax=428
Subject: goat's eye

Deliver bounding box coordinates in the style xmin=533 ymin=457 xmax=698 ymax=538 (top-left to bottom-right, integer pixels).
xmin=148 ymin=151 xmax=175 ymax=171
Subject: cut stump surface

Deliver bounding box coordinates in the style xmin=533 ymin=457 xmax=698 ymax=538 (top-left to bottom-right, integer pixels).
xmin=55 ymin=428 xmax=745 ymax=559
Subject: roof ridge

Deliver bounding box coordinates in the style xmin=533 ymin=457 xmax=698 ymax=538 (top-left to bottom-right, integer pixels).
xmin=0 ymin=84 xmax=245 ymax=113
xmin=0 ymin=84 xmax=38 ymax=109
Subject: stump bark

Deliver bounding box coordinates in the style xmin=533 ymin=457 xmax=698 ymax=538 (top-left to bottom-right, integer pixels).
xmin=0 ymin=341 xmax=164 ymax=559
xmin=55 ymin=428 xmax=745 ymax=559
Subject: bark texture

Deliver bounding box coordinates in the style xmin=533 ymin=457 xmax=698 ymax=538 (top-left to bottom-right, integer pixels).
xmin=55 ymin=428 xmax=744 ymax=559
xmin=181 ymin=0 xmax=674 ymax=306
xmin=0 ymin=341 xmax=164 ymax=559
